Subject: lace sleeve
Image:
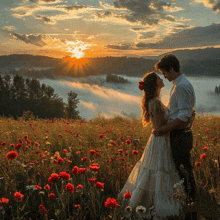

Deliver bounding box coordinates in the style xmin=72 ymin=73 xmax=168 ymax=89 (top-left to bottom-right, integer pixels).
xmin=148 ymin=99 xmax=165 ymax=129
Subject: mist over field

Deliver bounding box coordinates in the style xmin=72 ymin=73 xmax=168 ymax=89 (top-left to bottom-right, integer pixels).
xmin=35 ymin=74 xmax=220 ymax=120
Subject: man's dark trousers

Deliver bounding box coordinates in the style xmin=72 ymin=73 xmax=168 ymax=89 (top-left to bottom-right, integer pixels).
xmin=170 ymin=129 xmax=197 ymax=220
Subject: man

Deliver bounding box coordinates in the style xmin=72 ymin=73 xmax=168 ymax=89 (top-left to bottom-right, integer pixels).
xmin=153 ymin=54 xmax=197 ymax=220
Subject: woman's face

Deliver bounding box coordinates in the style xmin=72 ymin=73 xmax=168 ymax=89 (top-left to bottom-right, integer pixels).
xmin=156 ymin=75 xmax=164 ymax=89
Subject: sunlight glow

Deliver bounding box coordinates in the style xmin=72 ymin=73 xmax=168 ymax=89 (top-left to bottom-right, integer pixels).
xmin=66 ymin=40 xmax=91 ymax=59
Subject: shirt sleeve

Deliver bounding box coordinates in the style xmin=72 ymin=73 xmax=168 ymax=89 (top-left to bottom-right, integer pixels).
xmin=149 ymin=99 xmax=165 ymax=129
xmin=175 ymin=85 xmax=193 ymax=122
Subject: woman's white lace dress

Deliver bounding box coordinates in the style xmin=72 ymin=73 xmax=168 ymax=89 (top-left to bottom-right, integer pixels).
xmin=118 ymin=99 xmax=185 ymax=219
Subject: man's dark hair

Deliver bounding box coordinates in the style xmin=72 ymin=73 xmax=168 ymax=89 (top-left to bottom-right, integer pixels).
xmin=154 ymin=54 xmax=180 ymax=72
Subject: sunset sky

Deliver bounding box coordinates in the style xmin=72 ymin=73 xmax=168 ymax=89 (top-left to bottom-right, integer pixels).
xmin=1 ymin=0 xmax=220 ymax=58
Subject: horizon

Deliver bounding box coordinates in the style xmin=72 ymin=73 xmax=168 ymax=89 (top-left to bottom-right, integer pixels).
xmin=1 ymin=0 xmax=220 ymax=59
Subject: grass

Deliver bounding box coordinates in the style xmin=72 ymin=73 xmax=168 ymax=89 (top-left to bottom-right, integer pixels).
xmin=0 ymin=114 xmax=220 ymax=220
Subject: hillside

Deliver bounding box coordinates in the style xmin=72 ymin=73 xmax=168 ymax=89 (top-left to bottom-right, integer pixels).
xmin=0 ymin=47 xmax=219 ymax=78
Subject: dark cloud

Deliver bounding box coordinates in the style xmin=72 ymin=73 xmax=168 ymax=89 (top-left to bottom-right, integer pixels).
xmin=29 ymin=0 xmax=57 ymax=2
xmin=63 ymin=5 xmax=88 ymax=11
xmin=35 ymin=16 xmax=52 ymax=24
xmin=95 ymin=11 xmax=112 ymax=18
xmin=11 ymin=33 xmax=47 ymax=46
xmin=135 ymin=23 xmax=220 ymax=49
xmin=138 ymin=31 xmax=156 ymax=39
xmin=213 ymin=0 xmax=220 ymax=12
xmin=107 ymin=44 xmax=133 ymax=50
xmin=111 ymin=0 xmax=176 ymax=25
xmin=130 ymin=27 xmax=145 ymax=31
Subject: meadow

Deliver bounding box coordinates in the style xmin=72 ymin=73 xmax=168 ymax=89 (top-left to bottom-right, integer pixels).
xmin=0 ymin=114 xmax=220 ymax=220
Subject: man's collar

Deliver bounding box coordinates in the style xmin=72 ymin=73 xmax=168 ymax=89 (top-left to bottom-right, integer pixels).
xmin=172 ymin=74 xmax=184 ymax=85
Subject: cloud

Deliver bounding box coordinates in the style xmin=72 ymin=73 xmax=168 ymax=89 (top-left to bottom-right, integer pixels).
xmin=11 ymin=33 xmax=47 ymax=46
xmin=109 ymin=0 xmax=178 ymax=26
xmin=193 ymin=0 xmax=220 ymax=12
xmin=107 ymin=43 xmax=134 ymax=50
xmin=135 ymin=23 xmax=220 ymax=49
xmin=35 ymin=15 xmax=56 ymax=24
xmin=63 ymin=5 xmax=88 ymax=11
xmin=80 ymin=101 xmax=97 ymax=111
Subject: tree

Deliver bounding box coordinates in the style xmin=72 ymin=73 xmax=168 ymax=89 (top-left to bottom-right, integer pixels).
xmin=66 ymin=91 xmax=80 ymax=119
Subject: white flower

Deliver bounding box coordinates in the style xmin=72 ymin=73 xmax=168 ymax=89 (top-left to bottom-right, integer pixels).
xmin=26 ymin=185 xmax=37 ymax=190
xmin=136 ymin=205 xmax=146 ymax=213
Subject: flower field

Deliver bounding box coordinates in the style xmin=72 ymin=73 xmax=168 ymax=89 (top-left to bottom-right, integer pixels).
xmin=0 ymin=114 xmax=220 ymax=220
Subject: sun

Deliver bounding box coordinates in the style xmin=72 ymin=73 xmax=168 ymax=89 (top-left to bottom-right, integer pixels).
xmin=66 ymin=40 xmax=91 ymax=59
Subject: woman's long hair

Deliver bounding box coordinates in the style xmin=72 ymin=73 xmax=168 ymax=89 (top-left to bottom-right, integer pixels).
xmin=141 ymin=72 xmax=159 ymax=127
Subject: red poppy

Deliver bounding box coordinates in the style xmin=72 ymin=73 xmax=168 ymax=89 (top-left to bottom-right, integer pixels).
xmin=0 ymin=197 xmax=9 ymax=207
xmin=203 ymin=146 xmax=209 ymax=150
xmin=72 ymin=166 xmax=79 ymax=175
xmin=200 ymin=153 xmax=206 ymax=159
xmin=95 ymin=182 xmax=104 ymax=190
xmin=14 ymin=192 xmax=24 ymax=201
xmin=7 ymin=151 xmax=18 ymax=160
xmin=132 ymin=150 xmax=139 ymax=155
xmin=120 ymin=137 xmax=124 ymax=141
xmin=65 ymin=183 xmax=74 ymax=193
xmin=89 ymin=177 xmax=97 ymax=183
xmin=77 ymin=184 xmax=83 ymax=189
xmin=44 ymin=184 xmax=50 ymax=191
xmin=104 ymin=197 xmax=118 ymax=208
xmin=1 ymin=142 xmax=6 ymax=146
xmin=125 ymin=140 xmax=131 ymax=145
xmin=90 ymin=150 xmax=96 ymax=155
xmin=15 ymin=143 xmax=22 ymax=150
xmin=10 ymin=144 xmax=15 ymax=148
xmin=35 ymin=185 xmax=42 ymax=191
xmin=139 ymin=81 xmax=144 ymax=90
xmin=99 ymin=134 xmax=105 ymax=138
xmin=49 ymin=193 xmax=55 ymax=199
xmin=75 ymin=204 xmax=81 ymax=208
xmin=39 ymin=205 xmax=48 ymax=215
xmin=81 ymin=157 xmax=87 ymax=162
xmin=124 ymin=190 xmax=132 ymax=200
xmin=195 ymin=161 xmax=201 ymax=167
xmin=63 ymin=149 xmax=68 ymax=153
xmin=77 ymin=168 xmax=87 ymax=174
xmin=89 ymin=164 xmax=100 ymax=171
xmin=59 ymin=172 xmax=70 ymax=180
xmin=57 ymin=157 xmax=63 ymax=164
xmin=48 ymin=173 xmax=59 ymax=183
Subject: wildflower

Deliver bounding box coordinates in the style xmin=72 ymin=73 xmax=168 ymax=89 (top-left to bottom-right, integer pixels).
xmin=7 ymin=151 xmax=18 ymax=160
xmin=203 ymin=146 xmax=209 ymax=150
xmin=10 ymin=144 xmax=15 ymax=148
xmin=48 ymin=173 xmax=59 ymax=184
xmin=18 ymin=138 xmax=22 ymax=143
xmin=104 ymin=197 xmax=118 ymax=208
xmin=120 ymin=137 xmax=124 ymax=141
xmin=136 ymin=205 xmax=146 ymax=213
xmin=200 ymin=153 xmax=207 ymax=159
xmin=49 ymin=193 xmax=55 ymax=199
xmin=89 ymin=164 xmax=100 ymax=171
xmin=124 ymin=190 xmax=132 ymax=200
xmin=15 ymin=143 xmax=22 ymax=150
xmin=95 ymin=182 xmax=104 ymax=190
xmin=1 ymin=142 xmax=6 ymax=146
xmin=57 ymin=157 xmax=63 ymax=164
xmin=126 ymin=206 xmax=132 ymax=212
xmin=72 ymin=166 xmax=79 ymax=175
xmin=75 ymin=204 xmax=81 ymax=208
xmin=110 ymin=140 xmax=117 ymax=146
xmin=44 ymin=184 xmax=50 ymax=191
xmin=14 ymin=192 xmax=24 ymax=201
xmin=39 ymin=205 xmax=48 ymax=215
xmin=63 ymin=149 xmax=68 ymax=153
xmin=132 ymin=150 xmax=139 ymax=155
xmin=65 ymin=183 xmax=74 ymax=193
xmin=77 ymin=168 xmax=87 ymax=174
xmin=99 ymin=134 xmax=105 ymax=138
xmin=89 ymin=177 xmax=97 ymax=183
xmin=59 ymin=172 xmax=70 ymax=180
xmin=89 ymin=150 xmax=96 ymax=155
xmin=58 ymin=133 xmax=63 ymax=137
xmin=46 ymin=142 xmax=51 ymax=145
xmin=0 ymin=197 xmax=9 ymax=207
xmin=35 ymin=185 xmax=42 ymax=191
xmin=77 ymin=184 xmax=83 ymax=189
xmin=125 ymin=140 xmax=131 ymax=145
xmin=118 ymin=149 xmax=123 ymax=153
xmin=81 ymin=157 xmax=87 ymax=162
xmin=195 ymin=161 xmax=201 ymax=167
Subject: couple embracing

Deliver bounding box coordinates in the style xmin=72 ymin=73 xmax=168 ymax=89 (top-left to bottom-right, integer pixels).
xmin=118 ymin=54 xmax=197 ymax=220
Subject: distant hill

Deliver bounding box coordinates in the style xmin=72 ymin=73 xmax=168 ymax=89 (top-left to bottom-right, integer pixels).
xmin=0 ymin=47 xmax=219 ymax=78
xmin=0 ymin=54 xmax=61 ymax=68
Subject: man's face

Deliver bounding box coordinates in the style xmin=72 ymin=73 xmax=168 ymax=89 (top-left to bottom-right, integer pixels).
xmin=159 ymin=68 xmax=173 ymax=82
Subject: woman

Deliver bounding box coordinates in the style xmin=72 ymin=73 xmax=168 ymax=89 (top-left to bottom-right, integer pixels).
xmin=118 ymin=72 xmax=186 ymax=219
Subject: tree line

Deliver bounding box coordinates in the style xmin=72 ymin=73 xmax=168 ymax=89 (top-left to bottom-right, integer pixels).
xmin=0 ymin=73 xmax=81 ymax=120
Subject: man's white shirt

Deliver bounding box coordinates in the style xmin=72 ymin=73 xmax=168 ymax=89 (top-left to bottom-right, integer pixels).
xmin=168 ymin=74 xmax=196 ymax=127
